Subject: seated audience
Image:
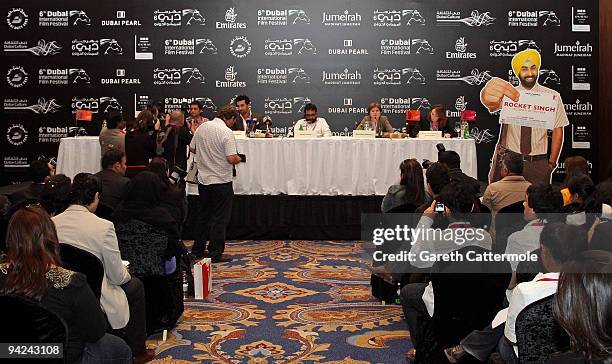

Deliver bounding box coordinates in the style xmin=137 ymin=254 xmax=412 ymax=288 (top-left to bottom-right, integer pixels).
xmin=547 ymin=250 xmax=612 ymax=364
xmin=52 ymin=173 xmax=152 ymax=362
xmin=381 ymin=159 xmax=425 ymax=213
xmin=444 ymin=223 xmax=589 ymax=364
xmin=148 ymin=158 xmax=188 ymax=231
xmin=125 ymin=110 xmax=156 ymax=178
xmin=40 ymin=174 xmax=71 ymax=216
xmin=419 ymin=104 xmax=457 ymax=137
xmin=482 ymin=151 xmax=531 ymax=215
xmin=355 ymin=102 xmax=394 ymax=134
xmin=560 ymin=156 xmax=589 ymax=205
xmin=99 ymin=111 xmax=126 ymax=155
xmin=294 ymin=103 xmax=332 ymax=137
xmin=9 ymin=159 xmax=55 ymax=207
xmin=564 ymin=174 xmax=597 ymax=227
xmin=438 ymin=150 xmax=481 ymax=197
xmin=94 ymin=149 xmax=129 ymax=210
xmin=0 ymin=206 xmax=132 ymax=364
xmin=417 ymin=162 xmax=451 ymax=213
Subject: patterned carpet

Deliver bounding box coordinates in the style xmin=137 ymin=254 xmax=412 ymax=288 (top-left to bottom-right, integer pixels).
xmin=148 ymin=240 xmax=412 ymax=363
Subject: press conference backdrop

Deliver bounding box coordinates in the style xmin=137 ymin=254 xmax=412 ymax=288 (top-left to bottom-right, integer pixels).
xmin=1 ymin=0 xmax=598 ymax=184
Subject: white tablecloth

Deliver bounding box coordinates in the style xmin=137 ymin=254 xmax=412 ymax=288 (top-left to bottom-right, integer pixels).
xmin=56 ymin=136 xmax=477 ymax=195
xmin=56 ymin=137 xmax=102 ymax=179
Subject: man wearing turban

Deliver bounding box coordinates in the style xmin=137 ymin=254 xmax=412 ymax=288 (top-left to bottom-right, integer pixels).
xmin=480 ymin=49 xmax=569 ymax=185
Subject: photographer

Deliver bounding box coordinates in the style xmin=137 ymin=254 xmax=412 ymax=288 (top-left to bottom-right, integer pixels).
xmin=189 ymin=105 xmax=244 ymax=263
xmin=157 ymin=110 xmax=192 ymax=172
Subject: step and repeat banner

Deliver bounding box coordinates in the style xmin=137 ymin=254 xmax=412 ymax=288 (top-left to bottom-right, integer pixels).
xmin=1 ymin=0 xmax=598 ymax=184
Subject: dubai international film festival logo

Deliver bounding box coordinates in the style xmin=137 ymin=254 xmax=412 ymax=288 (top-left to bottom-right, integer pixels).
xmin=507 ymin=10 xmax=561 ymax=27
xmin=264 ymin=96 xmax=311 ymax=114
xmin=71 ymin=39 xmax=123 ymax=56
xmin=379 ymin=38 xmax=433 ymax=55
xmin=229 ymin=36 xmax=251 ymax=58
xmin=6 ymin=124 xmax=28 ymax=146
xmin=264 ymin=38 xmax=316 ymax=56
xmin=257 ymin=9 xmax=310 ymax=26
xmin=153 ymin=9 xmax=205 ymax=27
xmin=373 ymin=68 xmax=426 ymax=86
xmin=436 ymin=10 xmax=495 ymax=26
xmin=164 ymin=38 xmax=218 ymax=55
xmin=256 ymin=67 xmax=311 ymax=85
xmin=71 ymin=97 xmax=122 ymax=114
xmin=6 ymin=66 xmax=28 ymax=87
xmin=372 ymin=9 xmax=425 ymax=27
xmin=489 ymin=39 xmax=541 ymax=57
xmin=37 ymin=10 xmax=91 ymax=27
xmin=7 ymin=8 xmax=28 ymax=29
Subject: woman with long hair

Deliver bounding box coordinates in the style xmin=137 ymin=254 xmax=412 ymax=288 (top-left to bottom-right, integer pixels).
xmin=381 ymin=158 xmax=426 ymax=212
xmin=125 ymin=109 xmax=157 ymax=178
xmin=548 ymin=251 xmax=612 ymax=363
xmin=0 ymin=206 xmax=131 ymax=364
xmin=420 ymin=104 xmax=457 ymax=137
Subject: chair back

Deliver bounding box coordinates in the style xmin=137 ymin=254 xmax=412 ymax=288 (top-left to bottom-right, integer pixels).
xmin=114 ymin=219 xmax=168 ymax=276
xmin=59 ymin=244 xmax=104 ymax=300
xmin=0 ymin=294 xmax=67 ymax=364
xmin=516 ymin=295 xmax=570 ymax=363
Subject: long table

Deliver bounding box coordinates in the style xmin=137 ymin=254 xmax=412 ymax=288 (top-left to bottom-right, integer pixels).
xmin=57 ymin=136 xmax=477 ymax=195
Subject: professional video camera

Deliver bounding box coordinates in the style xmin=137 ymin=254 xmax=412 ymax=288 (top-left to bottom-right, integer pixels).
xmin=422 ymin=143 xmax=446 ymax=169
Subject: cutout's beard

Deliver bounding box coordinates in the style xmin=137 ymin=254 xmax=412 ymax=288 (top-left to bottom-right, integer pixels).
xmin=519 ymin=76 xmax=538 ymax=88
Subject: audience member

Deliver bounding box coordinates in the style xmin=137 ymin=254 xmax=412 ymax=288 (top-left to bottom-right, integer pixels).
xmin=52 ymin=173 xmax=152 ymax=362
xmin=9 ymin=159 xmax=55 ymax=207
xmin=99 ymin=111 xmax=126 ymax=155
xmin=158 ymin=110 xmax=193 ymax=171
xmin=381 ymin=159 xmax=425 ymax=212
xmin=561 ymin=155 xmax=590 ymax=187
xmin=482 ymin=151 xmax=531 ymax=214
xmin=438 ymin=150 xmax=481 ymax=197
xmin=148 ymin=158 xmax=188 ymax=231
xmin=444 ymin=223 xmax=589 ymax=364
xmin=0 ymin=206 xmax=132 ymax=364
xmin=418 ymin=162 xmax=451 ymax=213
xmin=547 ymin=250 xmax=612 ymax=364
xmin=564 ymin=174 xmax=597 ymax=227
xmin=125 ymin=110 xmax=156 ymax=178
xmin=112 ymin=171 xmax=185 ymax=333
xmin=189 ymin=105 xmax=243 ymax=263
xmin=40 ymin=174 xmax=71 ymax=216
xmin=94 ymin=149 xmax=129 ymax=210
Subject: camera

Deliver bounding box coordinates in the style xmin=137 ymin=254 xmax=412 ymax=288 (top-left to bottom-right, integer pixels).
xmin=169 ymin=165 xmax=187 ymax=185
xmin=238 ymin=153 xmax=246 ymax=163
xmin=422 ymin=159 xmax=432 ymax=169
xmin=435 ymin=202 xmax=445 ymax=213
xmin=436 ymin=143 xmax=446 ymax=153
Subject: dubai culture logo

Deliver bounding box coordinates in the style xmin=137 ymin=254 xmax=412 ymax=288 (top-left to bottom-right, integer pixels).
xmin=4 ymin=39 xmax=61 ymax=56
xmin=4 ymin=97 xmax=62 ymax=114
xmin=436 ymin=10 xmax=495 ymax=26
xmin=436 ymin=68 xmax=492 ymax=85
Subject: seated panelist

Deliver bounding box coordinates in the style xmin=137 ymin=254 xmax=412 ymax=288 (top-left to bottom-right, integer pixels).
xmin=355 ymin=102 xmax=394 ymax=133
xmin=293 ymin=103 xmax=332 ymax=138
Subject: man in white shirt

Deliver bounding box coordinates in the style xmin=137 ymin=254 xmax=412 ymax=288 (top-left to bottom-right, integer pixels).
xmin=293 ymin=103 xmax=332 ymax=138
xmin=52 ymin=173 xmax=150 ymax=360
xmin=443 ymin=223 xmax=588 ymax=364
xmin=189 ymin=105 xmax=242 ymax=263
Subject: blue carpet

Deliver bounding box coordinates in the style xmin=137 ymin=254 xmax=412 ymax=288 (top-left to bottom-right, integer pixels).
xmin=150 ymin=240 xmax=412 ymax=363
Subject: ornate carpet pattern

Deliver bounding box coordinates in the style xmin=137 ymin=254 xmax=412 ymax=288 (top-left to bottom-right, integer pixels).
xmin=150 ymin=240 xmax=411 ymax=363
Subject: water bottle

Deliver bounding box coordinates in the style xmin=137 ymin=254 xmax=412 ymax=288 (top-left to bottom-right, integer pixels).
xmin=182 ymin=271 xmax=188 ymax=300
xmin=394 ymin=282 xmax=402 ymax=305
xmin=462 ymin=120 xmax=470 ymax=139
xmin=364 ymin=120 xmax=371 ymax=131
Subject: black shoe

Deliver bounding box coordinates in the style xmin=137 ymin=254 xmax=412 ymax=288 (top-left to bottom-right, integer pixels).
xmin=211 ymin=254 xmax=233 ymax=263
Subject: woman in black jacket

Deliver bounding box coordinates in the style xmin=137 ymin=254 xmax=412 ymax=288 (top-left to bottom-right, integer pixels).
xmin=0 ymin=206 xmax=131 ymax=364
xmin=125 ymin=110 xmax=157 ymax=178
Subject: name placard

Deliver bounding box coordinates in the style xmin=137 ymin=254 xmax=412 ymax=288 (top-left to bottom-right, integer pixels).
xmin=352 ymin=130 xmax=376 ymax=139
xmin=294 ymin=129 xmax=317 ymax=138
xmin=232 ymin=131 xmax=247 ymax=139
xmin=418 ymin=131 xmax=443 ymax=139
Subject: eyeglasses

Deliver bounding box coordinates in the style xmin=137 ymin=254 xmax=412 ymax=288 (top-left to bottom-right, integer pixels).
xmin=25 ymin=202 xmax=42 ymax=209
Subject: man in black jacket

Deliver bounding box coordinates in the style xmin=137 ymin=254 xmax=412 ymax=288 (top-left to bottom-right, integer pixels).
xmin=438 ymin=150 xmax=481 ymax=197
xmin=94 ymin=149 xmax=129 ymax=210
xmin=231 ymin=95 xmax=267 ymax=132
